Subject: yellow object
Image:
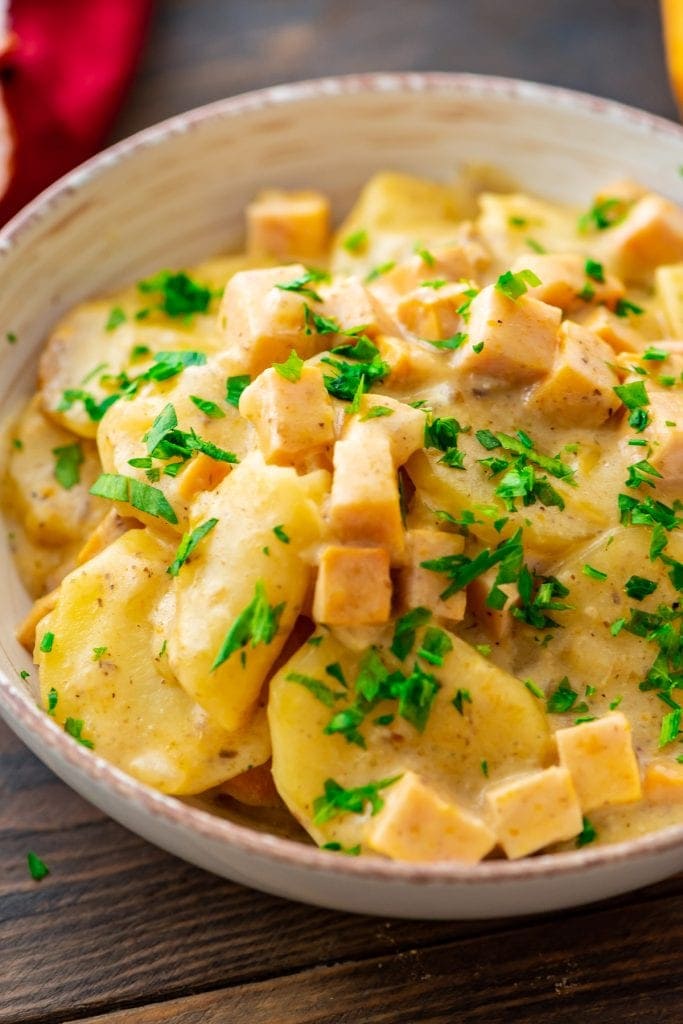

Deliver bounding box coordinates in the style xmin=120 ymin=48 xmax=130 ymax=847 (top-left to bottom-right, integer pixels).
xmin=555 ymin=713 xmax=643 ymax=813
xmin=313 ymin=545 xmax=392 ymax=626
xmin=485 ymin=767 xmax=583 ymax=859
xmin=365 ymin=771 xmax=496 ymax=863
xmin=662 ymin=0 xmax=683 ymax=114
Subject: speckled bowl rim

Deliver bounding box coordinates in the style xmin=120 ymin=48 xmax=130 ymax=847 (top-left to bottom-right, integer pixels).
xmin=2 ymin=71 xmax=683 ymax=887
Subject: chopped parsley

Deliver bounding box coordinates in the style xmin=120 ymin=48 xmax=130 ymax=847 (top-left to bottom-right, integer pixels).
xmin=321 ymin=842 xmax=361 ymax=855
xmin=286 ymin=672 xmax=346 ymax=708
xmin=342 ymin=228 xmax=368 ymax=254
xmin=452 ymin=688 xmax=472 ymax=715
xmin=426 ymin=332 xmax=468 ymax=351
xmin=578 ymin=197 xmax=628 ymax=232
xmin=92 ymin=646 xmax=108 ymax=661
xmin=321 ymin=351 xmax=389 ymax=403
xmin=312 ymin=775 xmax=402 ymax=824
xmin=105 ymin=306 xmax=127 ymax=331
xmin=360 ymin=405 xmax=394 ymax=420
xmin=585 ymin=259 xmax=605 ymax=282
xmin=27 ymin=852 xmax=50 ymax=881
xmin=624 ymin=575 xmax=658 ymax=601
xmin=390 ymin=607 xmax=431 ymax=660
xmin=64 ymin=717 xmax=94 ymax=749
xmin=417 ymin=626 xmax=453 ymax=667
xmin=275 ymin=268 xmax=328 ymax=302
xmin=39 ymin=632 xmax=54 ymax=654
xmin=6 ymin=331 xmax=17 ymax=344
xmin=52 ymin=443 xmax=84 ymax=490
xmin=167 ymin=518 xmax=218 ymax=576
xmin=273 ymin=350 xmax=304 ymax=382
xmin=47 ymin=688 xmax=58 ymax=714
xmin=495 ymin=268 xmax=542 ymax=300
xmin=422 ymin=529 xmax=524 ymax=602
xmin=546 ymin=676 xmax=579 ymax=713
xmin=576 ymin=817 xmax=597 ymax=847
xmin=364 ymin=261 xmax=396 ymax=283
xmin=615 ymin=298 xmax=644 ymax=318
xmin=138 ymin=270 xmax=213 ymax=318
xmin=211 ymin=580 xmax=285 ymax=671
xmin=273 ymin=524 xmax=290 ymax=544
xmin=524 ymin=679 xmax=544 ymax=699
xmin=582 ymin=564 xmax=608 ymax=581
xmin=226 ymin=374 xmax=251 ymax=408
xmin=189 ymin=395 xmax=226 ymax=418
xmin=659 ymin=708 xmax=681 ymax=748
xmin=90 ymin=473 xmax=179 ymax=525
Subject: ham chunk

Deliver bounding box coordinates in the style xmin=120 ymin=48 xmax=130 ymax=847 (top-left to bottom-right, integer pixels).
xmin=555 ymin=712 xmax=642 ymax=812
xmin=313 ymin=544 xmax=392 ymax=626
xmin=510 ymin=252 xmax=624 ymax=313
xmin=328 ymin=432 xmax=404 ymax=560
xmin=239 ymin=365 xmax=334 ymax=468
xmin=452 ymin=284 xmax=561 ymax=383
xmin=320 ymin=276 xmax=396 ymax=337
xmin=395 ymin=282 xmax=469 ymax=341
xmin=218 ymin=265 xmax=323 ymax=375
xmin=485 ymin=766 xmax=583 ymax=859
xmin=525 ymin=321 xmax=621 ymax=427
xmin=601 ymin=195 xmax=683 ymax=284
xmin=637 ymin=386 xmax=683 ymax=487
xmin=246 ymin=190 xmax=331 ymax=262
xmin=343 ymin=394 xmax=426 ymax=466
xmin=578 ymin=305 xmax=645 ymax=354
xmin=364 ymin=771 xmax=496 ymax=863
xmin=399 ymin=529 xmax=466 ymax=623
xmin=644 ymin=762 xmax=683 ymax=804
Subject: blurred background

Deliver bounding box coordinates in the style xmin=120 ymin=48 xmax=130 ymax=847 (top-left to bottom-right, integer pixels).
xmin=113 ymin=0 xmax=677 ymax=138
xmin=0 ymin=0 xmax=678 ymax=223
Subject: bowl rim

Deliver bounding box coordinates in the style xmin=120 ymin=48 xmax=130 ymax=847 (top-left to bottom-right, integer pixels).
xmin=3 ymin=70 xmax=683 ymax=887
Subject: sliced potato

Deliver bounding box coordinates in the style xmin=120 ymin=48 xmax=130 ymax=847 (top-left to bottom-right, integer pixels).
xmin=6 ymin=395 xmax=104 ymax=546
xmin=39 ymin=255 xmax=261 ymax=439
xmin=168 ymin=454 xmax=329 ymax=732
xmin=96 ymin=356 xmax=256 ymax=533
xmin=268 ymin=629 xmax=552 ymax=850
xmin=35 ymin=528 xmax=270 ymax=795
xmin=331 ymin=172 xmax=467 ymax=275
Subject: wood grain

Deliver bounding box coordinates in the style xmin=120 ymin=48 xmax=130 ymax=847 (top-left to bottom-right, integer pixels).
xmin=3 ymin=3 xmax=683 ymax=1022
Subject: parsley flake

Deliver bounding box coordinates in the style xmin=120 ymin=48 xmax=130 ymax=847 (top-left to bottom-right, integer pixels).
xmin=52 ymin=443 xmax=84 ymax=490
xmin=168 ymin=518 xmax=218 ymax=576
xmin=211 ymin=580 xmax=285 ymax=671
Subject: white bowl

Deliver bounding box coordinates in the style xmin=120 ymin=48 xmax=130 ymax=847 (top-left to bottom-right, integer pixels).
xmin=2 ymin=73 xmax=683 ymax=920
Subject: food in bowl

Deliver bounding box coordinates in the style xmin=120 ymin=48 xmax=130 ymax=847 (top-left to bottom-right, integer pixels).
xmin=4 ymin=170 xmax=683 ymax=864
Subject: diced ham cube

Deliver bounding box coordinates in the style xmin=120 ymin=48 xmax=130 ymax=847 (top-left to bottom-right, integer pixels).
xmin=510 ymin=252 xmax=624 ymax=313
xmin=219 ymin=265 xmax=323 ymax=375
xmin=452 ymin=284 xmax=561 ymax=383
xmin=525 ymin=321 xmax=621 ymax=427
xmin=485 ymin=766 xmax=583 ymax=859
xmin=555 ymin=712 xmax=642 ymax=812
xmin=601 ymin=195 xmax=683 ymax=283
xmin=312 ymin=544 xmax=392 ymax=625
xmin=365 ymin=771 xmax=496 ymax=863
xmin=399 ymin=529 xmax=466 ymax=623
xmin=343 ymin=395 xmax=426 ymax=466
xmin=239 ymin=365 xmax=334 ymax=468
xmin=328 ymin=432 xmax=404 ymax=560
xmin=246 ymin=190 xmax=330 ymax=262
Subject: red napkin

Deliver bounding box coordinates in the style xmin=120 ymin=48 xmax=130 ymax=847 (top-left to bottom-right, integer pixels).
xmin=0 ymin=0 xmax=153 ymax=224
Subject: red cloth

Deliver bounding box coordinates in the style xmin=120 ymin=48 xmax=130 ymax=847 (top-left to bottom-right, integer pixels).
xmin=0 ymin=0 xmax=153 ymax=223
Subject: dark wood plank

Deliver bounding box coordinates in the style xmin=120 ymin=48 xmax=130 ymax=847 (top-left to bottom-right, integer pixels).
xmin=69 ymin=884 xmax=683 ymax=1024
xmin=111 ymin=0 xmax=677 ymax=142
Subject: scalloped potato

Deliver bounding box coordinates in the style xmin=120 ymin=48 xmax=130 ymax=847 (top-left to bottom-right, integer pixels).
xmin=5 ymin=171 xmax=683 ymax=862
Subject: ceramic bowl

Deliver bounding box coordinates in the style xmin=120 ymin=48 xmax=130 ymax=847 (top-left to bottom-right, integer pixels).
xmin=1 ymin=73 xmax=683 ymax=920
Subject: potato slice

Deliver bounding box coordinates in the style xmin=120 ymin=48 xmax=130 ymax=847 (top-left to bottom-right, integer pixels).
xmin=6 ymin=395 xmax=104 ymax=546
xmin=331 ymin=172 xmax=467 ymax=276
xmin=35 ymin=528 xmax=270 ymax=795
xmin=96 ymin=356 xmax=255 ymax=533
xmin=268 ymin=628 xmax=551 ymax=850
xmin=168 ymin=454 xmax=329 ymax=732
xmin=39 ymin=255 xmax=260 ymax=439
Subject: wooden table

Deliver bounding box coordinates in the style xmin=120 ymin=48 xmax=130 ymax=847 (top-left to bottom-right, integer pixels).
xmin=3 ymin=2 xmax=682 ymax=1021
